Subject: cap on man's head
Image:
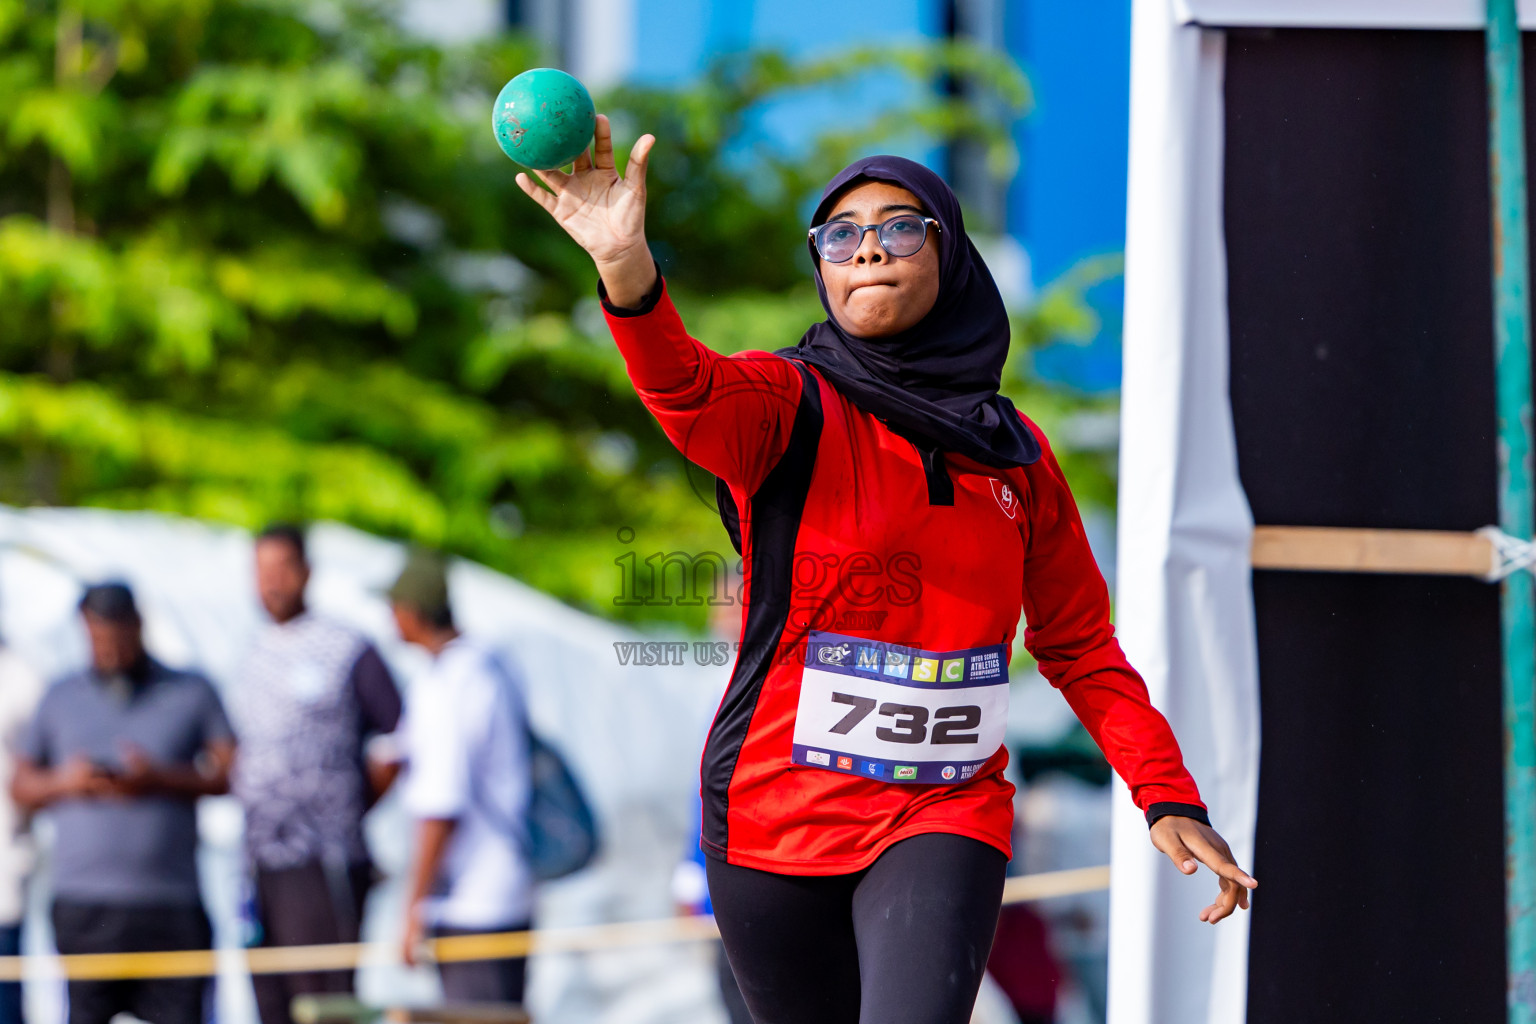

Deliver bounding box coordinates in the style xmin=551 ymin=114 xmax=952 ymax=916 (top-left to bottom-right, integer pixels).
xmin=387 ymin=549 xmax=451 ymax=621
xmin=79 ymin=582 xmax=140 ymax=624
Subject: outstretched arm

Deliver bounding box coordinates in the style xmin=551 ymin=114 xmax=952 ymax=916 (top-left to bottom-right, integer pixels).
xmin=515 ymin=115 xmax=804 ymax=493
xmin=1018 ymin=420 xmax=1257 ymax=924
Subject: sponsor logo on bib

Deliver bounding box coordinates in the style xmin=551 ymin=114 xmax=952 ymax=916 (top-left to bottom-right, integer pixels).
xmin=806 ymin=750 xmax=831 ymax=766
xmin=863 ymin=762 xmax=884 ymax=777
xmin=817 ymin=643 xmax=852 ymax=666
xmin=894 ymin=766 xmax=918 ymax=780
xmin=941 ymin=765 xmax=957 ymax=781
xmin=837 ymin=756 xmax=853 ymax=770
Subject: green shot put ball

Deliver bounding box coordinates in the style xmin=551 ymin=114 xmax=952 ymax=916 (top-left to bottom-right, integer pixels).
xmin=492 ymin=68 xmax=596 ymax=170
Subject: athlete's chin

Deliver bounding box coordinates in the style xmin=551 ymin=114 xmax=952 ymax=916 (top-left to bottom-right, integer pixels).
xmin=838 ymin=301 xmax=913 ymax=339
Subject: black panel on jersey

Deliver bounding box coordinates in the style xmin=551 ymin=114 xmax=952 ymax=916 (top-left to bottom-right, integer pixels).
xmin=701 ymin=360 xmax=825 ymax=857
xmin=716 ymin=477 xmax=744 ymax=556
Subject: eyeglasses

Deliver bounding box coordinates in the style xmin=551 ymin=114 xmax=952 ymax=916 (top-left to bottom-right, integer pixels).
xmin=808 ymin=214 xmax=940 ymax=264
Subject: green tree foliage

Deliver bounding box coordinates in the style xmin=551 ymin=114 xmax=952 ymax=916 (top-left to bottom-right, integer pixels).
xmin=0 ymin=0 xmax=1114 ymax=627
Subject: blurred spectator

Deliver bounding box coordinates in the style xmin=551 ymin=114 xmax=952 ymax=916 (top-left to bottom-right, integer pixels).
xmin=391 ymin=551 xmax=534 ymax=1005
xmin=0 ymin=641 xmax=44 ymax=1024
xmin=987 ymin=904 xmax=1062 ymax=1024
xmin=230 ymin=524 xmax=404 ymax=1024
xmin=985 ymin=791 xmax=1065 ymax=1024
xmin=10 ymin=583 xmax=235 ymax=1024
xmin=1016 ymin=734 xmax=1113 ymax=1022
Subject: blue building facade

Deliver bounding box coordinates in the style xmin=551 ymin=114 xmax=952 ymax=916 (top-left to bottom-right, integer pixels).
xmin=1005 ymin=1 xmax=1132 ymax=392
xmin=631 ymin=0 xmax=945 ymax=84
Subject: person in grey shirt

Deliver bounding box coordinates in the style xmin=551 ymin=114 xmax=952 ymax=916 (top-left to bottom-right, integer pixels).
xmin=10 ymin=583 xmax=235 ymax=1024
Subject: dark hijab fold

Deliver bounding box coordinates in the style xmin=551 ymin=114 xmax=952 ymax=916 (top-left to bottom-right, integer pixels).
xmin=776 ymin=155 xmax=1040 ymax=468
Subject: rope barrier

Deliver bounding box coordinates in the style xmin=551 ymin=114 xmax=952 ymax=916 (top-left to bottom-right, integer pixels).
xmin=0 ymin=864 xmax=1110 ymax=982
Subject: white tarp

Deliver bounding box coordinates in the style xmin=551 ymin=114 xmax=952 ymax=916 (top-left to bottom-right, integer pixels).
xmin=0 ymin=506 xmax=730 ymax=1024
xmin=1110 ymin=3 xmax=1262 ymax=1024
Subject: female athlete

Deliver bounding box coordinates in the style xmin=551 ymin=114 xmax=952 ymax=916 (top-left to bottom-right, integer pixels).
xmin=517 ymin=116 xmax=1257 ymax=1024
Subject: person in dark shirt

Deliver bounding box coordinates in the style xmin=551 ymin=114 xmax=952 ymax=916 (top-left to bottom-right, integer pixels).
xmin=229 ymin=524 xmax=403 ymax=1024
xmin=11 ymin=583 xmax=235 ymax=1024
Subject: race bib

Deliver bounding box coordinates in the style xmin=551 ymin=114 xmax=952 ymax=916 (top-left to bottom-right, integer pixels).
xmin=791 ymin=630 xmax=1009 ymax=785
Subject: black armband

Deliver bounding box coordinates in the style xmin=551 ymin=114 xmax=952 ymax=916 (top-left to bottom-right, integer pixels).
xmin=598 ymin=266 xmax=664 ymax=317
xmin=1145 ymin=802 xmax=1211 ymax=828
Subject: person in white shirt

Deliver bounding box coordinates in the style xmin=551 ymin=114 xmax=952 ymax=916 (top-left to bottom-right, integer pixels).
xmin=389 ymin=551 xmax=534 ymax=1005
xmin=0 ymin=645 xmax=44 ymax=1024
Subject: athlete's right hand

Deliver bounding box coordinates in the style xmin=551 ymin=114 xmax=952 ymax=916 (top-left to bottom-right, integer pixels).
xmin=514 ymin=113 xmax=658 ymax=307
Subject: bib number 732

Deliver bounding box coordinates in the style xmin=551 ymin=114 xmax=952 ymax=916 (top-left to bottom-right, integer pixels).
xmin=828 ymin=693 xmax=982 ymax=745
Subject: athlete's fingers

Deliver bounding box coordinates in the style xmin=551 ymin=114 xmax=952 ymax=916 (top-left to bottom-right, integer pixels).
xmin=533 ymin=165 xmax=571 ymax=194
xmin=1203 ymin=874 xmax=1249 ymax=923
xmin=1151 ymin=829 xmax=1199 ymax=875
xmin=1185 ymin=831 xmax=1258 ymax=890
xmin=593 ymin=114 xmax=616 ymax=171
xmin=572 ymin=144 xmax=593 ymax=175
xmin=515 ymin=172 xmax=558 ymax=214
xmin=625 ymin=133 xmax=656 ymax=193
xmin=1199 ymin=882 xmax=1241 ymax=924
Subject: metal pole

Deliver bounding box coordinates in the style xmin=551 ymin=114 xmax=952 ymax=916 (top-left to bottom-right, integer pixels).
xmin=1487 ymin=1 xmax=1536 ymax=1019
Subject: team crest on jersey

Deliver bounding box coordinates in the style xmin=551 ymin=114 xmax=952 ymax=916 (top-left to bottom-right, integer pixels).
xmin=990 ymin=478 xmax=1018 ymax=520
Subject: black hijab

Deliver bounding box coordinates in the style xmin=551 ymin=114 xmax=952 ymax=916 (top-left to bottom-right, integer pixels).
xmin=776 ymin=155 xmax=1041 ymax=468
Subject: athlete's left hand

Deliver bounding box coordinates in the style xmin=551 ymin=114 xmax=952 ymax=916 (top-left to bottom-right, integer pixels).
xmin=1149 ymin=815 xmax=1257 ymax=924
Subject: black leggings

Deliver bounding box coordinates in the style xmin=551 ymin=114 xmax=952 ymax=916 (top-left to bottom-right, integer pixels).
xmin=705 ymin=832 xmax=1008 ymax=1024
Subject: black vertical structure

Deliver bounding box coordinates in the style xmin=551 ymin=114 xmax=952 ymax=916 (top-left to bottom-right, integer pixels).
xmin=1223 ymin=29 xmax=1512 ymax=1023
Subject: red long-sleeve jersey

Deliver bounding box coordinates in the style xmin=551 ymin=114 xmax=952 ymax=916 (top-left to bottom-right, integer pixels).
xmin=605 ymin=279 xmax=1206 ymax=874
